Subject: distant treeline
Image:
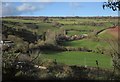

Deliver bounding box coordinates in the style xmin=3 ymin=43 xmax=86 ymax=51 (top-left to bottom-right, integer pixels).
xmin=2 ymin=16 xmax=120 ymax=19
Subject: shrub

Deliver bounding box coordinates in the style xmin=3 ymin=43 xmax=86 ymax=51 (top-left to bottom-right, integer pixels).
xmin=108 ymin=40 xmax=120 ymax=76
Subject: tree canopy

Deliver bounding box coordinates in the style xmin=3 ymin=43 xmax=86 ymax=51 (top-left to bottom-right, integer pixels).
xmin=103 ymin=1 xmax=120 ymax=11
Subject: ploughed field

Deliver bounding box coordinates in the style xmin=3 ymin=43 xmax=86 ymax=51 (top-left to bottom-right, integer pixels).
xmin=2 ymin=17 xmax=118 ymax=69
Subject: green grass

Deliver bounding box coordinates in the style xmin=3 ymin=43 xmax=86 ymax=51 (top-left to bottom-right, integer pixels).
xmin=67 ymin=30 xmax=89 ymax=36
xmin=61 ymin=38 xmax=110 ymax=50
xmin=3 ymin=17 xmax=116 ymax=69
xmin=41 ymin=51 xmax=112 ymax=69
xmin=53 ymin=18 xmax=115 ymax=25
xmin=62 ymin=25 xmax=107 ymax=32
xmin=36 ymin=23 xmax=58 ymax=35
xmin=2 ymin=18 xmax=42 ymax=23
xmin=3 ymin=19 xmax=59 ymax=35
xmin=98 ymin=30 xmax=114 ymax=39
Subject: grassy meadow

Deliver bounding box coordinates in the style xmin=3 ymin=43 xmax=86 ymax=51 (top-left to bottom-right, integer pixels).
xmin=2 ymin=17 xmax=118 ymax=69
xmin=41 ymin=51 xmax=112 ymax=69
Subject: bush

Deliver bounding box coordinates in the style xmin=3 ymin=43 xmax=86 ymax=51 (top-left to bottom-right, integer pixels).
xmin=108 ymin=40 xmax=120 ymax=76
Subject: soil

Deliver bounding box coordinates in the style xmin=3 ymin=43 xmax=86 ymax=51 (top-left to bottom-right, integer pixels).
xmin=107 ymin=26 xmax=120 ymax=39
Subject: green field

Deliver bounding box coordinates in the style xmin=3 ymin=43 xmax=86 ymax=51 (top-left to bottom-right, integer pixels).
xmin=2 ymin=17 xmax=117 ymax=69
xmin=67 ymin=30 xmax=88 ymax=36
xmin=98 ymin=30 xmax=114 ymax=39
xmin=62 ymin=25 xmax=105 ymax=30
xmin=61 ymin=38 xmax=110 ymax=50
xmin=41 ymin=51 xmax=112 ymax=69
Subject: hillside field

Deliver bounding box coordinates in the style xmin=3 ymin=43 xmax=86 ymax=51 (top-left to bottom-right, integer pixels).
xmin=2 ymin=16 xmax=119 ymax=69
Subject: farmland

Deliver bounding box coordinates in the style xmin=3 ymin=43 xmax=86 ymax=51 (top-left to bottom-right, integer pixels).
xmin=2 ymin=16 xmax=119 ymax=80
xmin=41 ymin=51 xmax=112 ymax=69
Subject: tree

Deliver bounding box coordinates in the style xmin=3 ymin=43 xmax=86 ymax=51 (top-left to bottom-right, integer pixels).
xmin=103 ymin=0 xmax=120 ymax=77
xmin=103 ymin=1 xmax=120 ymax=11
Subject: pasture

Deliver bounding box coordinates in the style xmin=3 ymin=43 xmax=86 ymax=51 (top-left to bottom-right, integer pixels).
xmin=41 ymin=51 xmax=112 ymax=69
xmin=2 ymin=17 xmax=118 ymax=69
xmin=61 ymin=38 xmax=110 ymax=50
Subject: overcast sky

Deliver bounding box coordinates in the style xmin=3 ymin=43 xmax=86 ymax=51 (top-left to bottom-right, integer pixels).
xmin=2 ymin=2 xmax=118 ymax=17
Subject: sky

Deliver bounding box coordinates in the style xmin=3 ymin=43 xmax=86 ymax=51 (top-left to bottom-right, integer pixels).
xmin=2 ymin=0 xmax=109 ymax=2
xmin=2 ymin=2 xmax=118 ymax=17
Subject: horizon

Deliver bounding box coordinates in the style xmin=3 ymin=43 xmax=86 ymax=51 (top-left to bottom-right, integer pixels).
xmin=2 ymin=16 xmax=119 ymax=17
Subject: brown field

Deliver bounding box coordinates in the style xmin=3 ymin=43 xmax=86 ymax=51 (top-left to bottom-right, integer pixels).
xmin=107 ymin=26 xmax=120 ymax=39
